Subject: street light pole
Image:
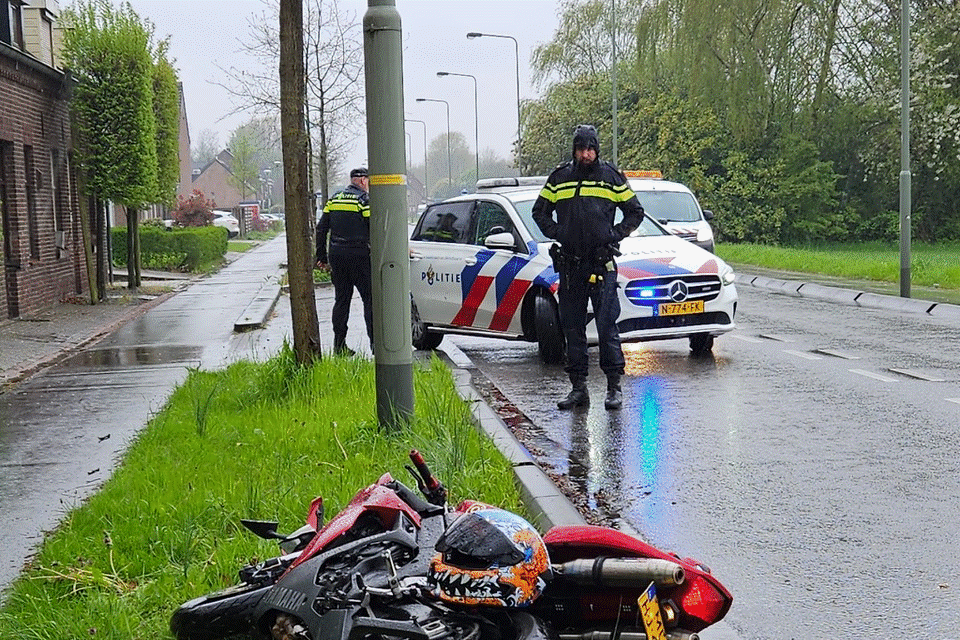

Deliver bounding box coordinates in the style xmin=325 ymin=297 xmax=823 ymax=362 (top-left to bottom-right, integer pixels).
xmin=466 ymin=31 xmax=521 ymax=171
xmin=416 ymin=97 xmax=452 ymax=192
xmin=404 ymin=119 xmax=428 ymax=202
xmin=437 ymin=71 xmax=479 ymax=185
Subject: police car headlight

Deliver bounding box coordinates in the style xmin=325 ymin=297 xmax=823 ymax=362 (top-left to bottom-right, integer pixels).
xmin=696 ymin=225 xmax=714 ymax=243
xmin=720 ymin=266 xmax=736 ymax=285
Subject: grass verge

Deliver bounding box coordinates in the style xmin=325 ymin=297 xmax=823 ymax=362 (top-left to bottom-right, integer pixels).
xmin=718 ymin=242 xmax=960 ymax=290
xmin=0 ymin=348 xmax=522 ymax=639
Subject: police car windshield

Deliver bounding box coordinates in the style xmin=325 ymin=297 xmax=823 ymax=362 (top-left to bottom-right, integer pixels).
xmin=633 ymin=190 xmax=702 ymax=223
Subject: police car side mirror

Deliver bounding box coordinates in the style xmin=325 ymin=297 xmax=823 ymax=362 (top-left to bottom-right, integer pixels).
xmin=702 ymin=209 xmax=714 ymax=221
xmin=484 ymin=232 xmax=515 ymax=250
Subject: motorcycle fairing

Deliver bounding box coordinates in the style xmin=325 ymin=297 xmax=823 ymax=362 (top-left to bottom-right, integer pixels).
xmin=286 ymin=474 xmax=423 ymax=574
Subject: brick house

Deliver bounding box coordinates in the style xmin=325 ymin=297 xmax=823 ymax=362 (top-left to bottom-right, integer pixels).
xmin=1 ymin=0 xmax=86 ymax=319
xmin=191 ymin=149 xmax=251 ymax=211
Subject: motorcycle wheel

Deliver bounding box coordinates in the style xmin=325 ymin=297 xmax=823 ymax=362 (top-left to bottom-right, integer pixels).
xmin=170 ymin=582 xmax=270 ymax=640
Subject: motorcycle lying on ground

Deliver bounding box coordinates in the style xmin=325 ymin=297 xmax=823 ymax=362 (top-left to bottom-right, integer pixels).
xmin=171 ymin=450 xmax=732 ymax=640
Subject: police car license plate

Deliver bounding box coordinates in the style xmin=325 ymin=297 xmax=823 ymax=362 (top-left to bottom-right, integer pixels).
xmin=638 ymin=582 xmax=667 ymax=640
xmin=658 ymin=300 xmax=704 ymax=316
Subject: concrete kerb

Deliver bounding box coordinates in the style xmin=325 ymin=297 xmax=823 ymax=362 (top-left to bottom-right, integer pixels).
xmin=748 ymin=273 xmax=960 ymax=318
xmin=439 ymin=341 xmax=586 ymax=532
xmin=234 ymin=280 xmax=283 ymax=331
xmin=796 ymin=282 xmax=862 ymax=305
xmin=853 ymin=291 xmax=936 ymax=314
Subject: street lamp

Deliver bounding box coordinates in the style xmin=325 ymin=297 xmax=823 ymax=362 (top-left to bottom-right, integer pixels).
xmin=437 ymin=71 xmax=479 ymax=185
xmin=404 ymin=118 xmax=428 ymax=202
xmin=467 ymin=31 xmax=521 ymax=170
xmin=416 ymin=97 xmax=452 ymax=192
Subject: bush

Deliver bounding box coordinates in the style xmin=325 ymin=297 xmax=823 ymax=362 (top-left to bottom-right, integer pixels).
xmin=112 ymin=225 xmax=228 ymax=272
xmin=172 ymin=190 xmax=216 ymax=228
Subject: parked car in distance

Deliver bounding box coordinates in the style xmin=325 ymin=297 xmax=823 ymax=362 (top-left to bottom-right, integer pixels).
xmin=409 ymin=178 xmax=738 ymax=363
xmin=212 ymin=210 xmax=240 ymax=238
xmin=625 ymin=170 xmax=715 ymax=253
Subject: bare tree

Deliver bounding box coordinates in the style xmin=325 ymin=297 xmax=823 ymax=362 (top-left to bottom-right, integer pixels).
xmin=280 ymin=0 xmax=322 ymax=364
xmin=192 ymin=128 xmax=220 ymax=165
xmin=213 ymin=0 xmax=364 ymax=205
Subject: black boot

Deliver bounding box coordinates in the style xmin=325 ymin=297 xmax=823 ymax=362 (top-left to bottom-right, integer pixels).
xmin=558 ymin=379 xmax=589 ymax=410
xmin=604 ymin=376 xmax=622 ymax=410
xmin=333 ymin=336 xmax=355 ymax=356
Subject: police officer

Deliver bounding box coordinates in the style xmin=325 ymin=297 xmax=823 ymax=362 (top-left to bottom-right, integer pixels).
xmin=316 ymin=167 xmax=373 ymax=355
xmin=532 ymin=125 xmax=644 ymax=410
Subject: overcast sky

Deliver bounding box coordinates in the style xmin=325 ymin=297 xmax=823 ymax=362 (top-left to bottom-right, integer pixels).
xmin=119 ymin=0 xmax=561 ymax=173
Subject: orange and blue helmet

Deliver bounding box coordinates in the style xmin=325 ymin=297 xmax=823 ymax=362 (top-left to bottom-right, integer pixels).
xmin=428 ymin=508 xmax=552 ymax=607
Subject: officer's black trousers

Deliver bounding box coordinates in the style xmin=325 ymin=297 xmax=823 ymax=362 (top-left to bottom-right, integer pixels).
xmin=329 ymin=250 xmax=373 ymax=350
xmin=558 ymin=262 xmax=624 ymax=381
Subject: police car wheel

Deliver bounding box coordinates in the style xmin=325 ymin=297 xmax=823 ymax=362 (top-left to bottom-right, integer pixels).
xmin=689 ymin=333 xmax=714 ymax=356
xmin=535 ymin=293 xmax=564 ymax=365
xmin=411 ymin=299 xmax=443 ymax=350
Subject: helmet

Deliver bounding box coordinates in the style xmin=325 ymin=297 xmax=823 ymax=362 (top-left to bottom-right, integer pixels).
xmin=572 ymin=124 xmax=600 ymax=157
xmin=428 ymin=508 xmax=551 ymax=607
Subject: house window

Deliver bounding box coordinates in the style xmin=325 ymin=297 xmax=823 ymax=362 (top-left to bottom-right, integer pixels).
xmin=24 ymin=145 xmax=39 ymax=260
xmin=2 ymin=0 xmax=25 ymax=49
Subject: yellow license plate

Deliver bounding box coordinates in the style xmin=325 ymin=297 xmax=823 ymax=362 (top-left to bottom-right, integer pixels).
xmin=658 ymin=299 xmax=704 ymax=316
xmin=638 ymin=582 xmax=667 ymax=640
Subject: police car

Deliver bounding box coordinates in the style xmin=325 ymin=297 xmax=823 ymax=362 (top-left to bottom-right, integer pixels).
xmin=625 ymin=170 xmax=715 ymax=252
xmin=409 ymin=178 xmax=737 ymax=363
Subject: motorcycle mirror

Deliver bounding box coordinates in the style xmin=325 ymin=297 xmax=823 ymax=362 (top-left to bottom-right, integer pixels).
xmin=240 ymin=519 xmax=284 ymax=540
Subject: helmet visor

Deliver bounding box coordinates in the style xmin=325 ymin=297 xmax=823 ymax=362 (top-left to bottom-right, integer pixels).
xmin=436 ymin=512 xmax=525 ymax=568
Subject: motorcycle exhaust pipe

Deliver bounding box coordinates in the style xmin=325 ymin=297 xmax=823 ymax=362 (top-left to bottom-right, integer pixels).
xmin=559 ymin=631 xmax=698 ymax=640
xmin=554 ymin=557 xmax=685 ymax=588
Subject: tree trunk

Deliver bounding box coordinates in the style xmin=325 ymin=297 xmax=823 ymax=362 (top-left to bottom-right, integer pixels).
xmin=73 ymin=161 xmax=99 ymax=305
xmin=811 ymin=0 xmax=842 ymax=129
xmin=280 ymin=0 xmax=322 ymax=364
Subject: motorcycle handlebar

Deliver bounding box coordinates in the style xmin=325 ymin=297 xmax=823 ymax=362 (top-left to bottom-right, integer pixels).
xmin=407 ymin=449 xmax=448 ymax=507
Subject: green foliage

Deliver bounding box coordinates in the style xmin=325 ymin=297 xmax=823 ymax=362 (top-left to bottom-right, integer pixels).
xmin=0 ymin=353 xmax=523 ymax=639
xmin=172 ymin=189 xmax=216 ymax=228
xmin=152 ymin=41 xmax=181 ymax=206
xmin=521 ymin=0 xmax=960 ymax=245
xmin=62 ymin=0 xmax=160 ymax=208
xmin=112 ymin=225 xmax=227 ymax=272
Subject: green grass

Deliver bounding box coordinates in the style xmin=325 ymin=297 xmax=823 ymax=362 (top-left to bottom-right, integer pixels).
xmin=227 ymin=240 xmax=253 ymax=253
xmin=717 ymin=242 xmax=960 ymax=290
xmin=0 ymin=348 xmax=522 ymax=639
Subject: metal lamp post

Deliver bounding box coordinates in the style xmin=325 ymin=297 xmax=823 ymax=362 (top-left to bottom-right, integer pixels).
xmin=416 ymin=97 xmax=452 ymax=192
xmin=404 ymin=118 xmax=428 ymax=203
xmin=466 ymin=31 xmax=521 ymax=171
xmin=437 ymin=71 xmax=479 ymax=185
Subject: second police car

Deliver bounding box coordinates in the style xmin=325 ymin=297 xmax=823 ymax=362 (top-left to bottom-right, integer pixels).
xmin=409 ymin=175 xmax=737 ymax=364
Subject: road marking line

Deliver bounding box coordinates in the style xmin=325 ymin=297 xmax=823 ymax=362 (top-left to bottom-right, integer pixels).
xmin=784 ymin=349 xmax=822 ymax=361
xmin=850 ymin=368 xmax=899 ymax=383
xmin=814 ymin=348 xmax=861 ymax=360
xmin=760 ymin=333 xmax=794 ymax=342
xmin=888 ymin=368 xmax=946 ymax=382
xmin=733 ymin=335 xmax=763 ymax=343
xmin=947 ymin=398 xmax=960 ymax=406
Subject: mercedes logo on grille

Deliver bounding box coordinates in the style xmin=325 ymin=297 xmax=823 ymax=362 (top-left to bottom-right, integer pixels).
xmin=669 ymin=281 xmax=689 ymax=302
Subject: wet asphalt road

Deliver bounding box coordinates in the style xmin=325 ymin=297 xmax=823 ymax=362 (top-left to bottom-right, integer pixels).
xmin=0 ymin=240 xmax=289 ymax=590
xmin=454 ymin=283 xmax=960 ymax=639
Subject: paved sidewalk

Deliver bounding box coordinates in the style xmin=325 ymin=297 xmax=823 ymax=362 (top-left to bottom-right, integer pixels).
xmin=0 ymin=279 xmax=187 ymax=390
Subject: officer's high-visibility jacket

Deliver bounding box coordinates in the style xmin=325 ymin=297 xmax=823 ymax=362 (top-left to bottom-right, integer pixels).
xmin=532 ymin=159 xmax=643 ymax=261
xmin=316 ymin=184 xmax=370 ymax=263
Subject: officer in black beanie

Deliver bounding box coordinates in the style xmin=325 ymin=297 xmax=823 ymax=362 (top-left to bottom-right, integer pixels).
xmin=532 ymin=125 xmax=644 ymax=410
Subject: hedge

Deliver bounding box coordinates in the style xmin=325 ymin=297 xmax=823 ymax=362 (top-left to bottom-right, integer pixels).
xmin=111 ymin=225 xmax=228 ymax=272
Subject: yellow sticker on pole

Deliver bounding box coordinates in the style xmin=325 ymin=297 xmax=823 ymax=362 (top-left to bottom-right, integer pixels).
xmin=638 ymin=582 xmax=667 ymax=640
xmin=369 ymin=174 xmax=407 ymax=186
